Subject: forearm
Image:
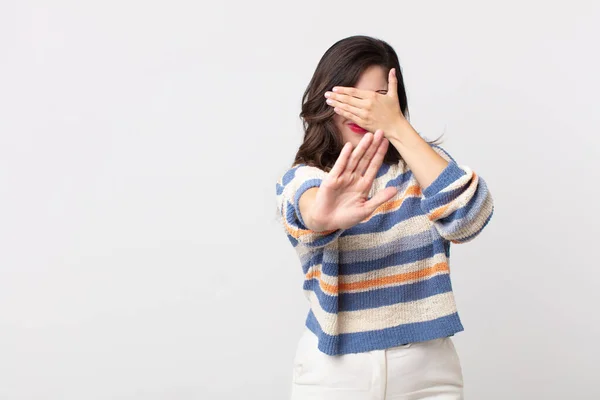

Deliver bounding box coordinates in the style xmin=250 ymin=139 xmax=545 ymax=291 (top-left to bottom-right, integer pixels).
xmin=386 ymin=119 xmax=449 ymax=190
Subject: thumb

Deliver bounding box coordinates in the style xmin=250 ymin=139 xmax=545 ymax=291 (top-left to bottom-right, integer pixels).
xmin=387 ymin=68 xmax=398 ymax=99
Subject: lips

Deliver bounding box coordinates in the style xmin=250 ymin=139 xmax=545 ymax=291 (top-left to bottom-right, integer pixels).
xmin=348 ymin=123 xmax=368 ymax=134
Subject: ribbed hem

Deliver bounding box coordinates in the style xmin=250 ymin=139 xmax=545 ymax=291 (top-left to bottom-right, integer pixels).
xmin=305 ymin=311 xmax=465 ymax=356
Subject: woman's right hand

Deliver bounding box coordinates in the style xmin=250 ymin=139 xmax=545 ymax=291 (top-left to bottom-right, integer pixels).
xmin=300 ymin=130 xmax=398 ymax=232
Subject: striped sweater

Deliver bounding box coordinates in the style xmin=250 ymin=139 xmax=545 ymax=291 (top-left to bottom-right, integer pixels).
xmin=275 ymin=146 xmax=494 ymax=356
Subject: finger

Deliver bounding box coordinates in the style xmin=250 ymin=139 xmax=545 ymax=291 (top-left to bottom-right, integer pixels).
xmin=329 ymin=142 xmax=353 ymax=179
xmin=331 ymin=86 xmax=373 ymax=99
xmin=345 ymin=132 xmax=373 ymax=173
xmin=325 ymin=92 xmax=367 ymax=108
xmin=355 ymin=130 xmax=383 ymax=176
xmin=364 ymin=134 xmax=389 ymax=181
xmin=333 ymin=107 xmax=367 ymax=127
xmin=364 ymin=186 xmax=398 ymax=215
xmin=387 ymin=68 xmax=398 ymax=99
xmin=326 ymin=98 xmax=367 ymax=119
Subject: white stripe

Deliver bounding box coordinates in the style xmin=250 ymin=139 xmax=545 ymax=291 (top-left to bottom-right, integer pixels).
xmin=439 ymin=165 xmax=473 ymax=194
xmin=338 ymin=214 xmax=432 ymax=251
xmin=307 ymin=291 xmax=458 ymax=335
xmin=439 ymin=193 xmax=494 ymax=241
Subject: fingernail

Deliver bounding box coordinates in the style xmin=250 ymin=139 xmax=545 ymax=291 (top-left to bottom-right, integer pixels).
xmin=326 ymin=99 xmax=333 ymax=105
xmin=324 ymin=92 xmax=331 ymax=97
xmin=332 ymin=87 xmax=339 ymax=92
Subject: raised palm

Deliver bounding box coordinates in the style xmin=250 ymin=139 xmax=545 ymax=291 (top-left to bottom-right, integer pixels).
xmin=312 ymin=130 xmax=398 ymax=231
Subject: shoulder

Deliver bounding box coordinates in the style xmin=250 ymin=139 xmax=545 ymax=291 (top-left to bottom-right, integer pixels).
xmin=277 ymin=164 xmax=327 ymax=186
xmin=275 ymin=164 xmax=329 ymax=199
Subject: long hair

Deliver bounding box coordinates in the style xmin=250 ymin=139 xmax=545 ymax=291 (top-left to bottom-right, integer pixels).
xmin=294 ymin=35 xmax=434 ymax=171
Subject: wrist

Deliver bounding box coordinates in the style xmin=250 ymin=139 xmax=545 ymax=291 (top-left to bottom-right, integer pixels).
xmin=305 ymin=210 xmax=329 ymax=233
xmin=386 ymin=117 xmax=417 ymax=144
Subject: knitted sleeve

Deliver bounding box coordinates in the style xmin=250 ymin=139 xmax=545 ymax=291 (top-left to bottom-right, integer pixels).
xmin=420 ymin=146 xmax=494 ymax=243
xmin=275 ymin=165 xmax=344 ymax=248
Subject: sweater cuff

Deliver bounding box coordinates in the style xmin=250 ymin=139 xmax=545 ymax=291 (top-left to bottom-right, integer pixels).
xmin=422 ymin=162 xmax=466 ymax=198
xmin=293 ymin=178 xmax=323 ymax=229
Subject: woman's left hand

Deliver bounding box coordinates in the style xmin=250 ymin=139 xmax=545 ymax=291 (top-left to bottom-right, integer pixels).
xmin=324 ymin=68 xmax=408 ymax=136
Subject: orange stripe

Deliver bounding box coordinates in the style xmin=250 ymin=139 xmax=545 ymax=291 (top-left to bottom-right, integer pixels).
xmin=340 ymin=262 xmax=449 ymax=292
xmin=282 ymin=211 xmax=336 ymax=239
xmin=305 ymin=269 xmax=338 ymax=295
xmin=405 ymin=184 xmax=423 ymax=197
xmin=282 ymin=217 xmax=312 ymax=238
xmin=364 ymin=185 xmax=422 ymax=222
xmin=305 ymin=262 xmax=449 ymax=295
xmin=429 ymin=204 xmax=451 ymax=221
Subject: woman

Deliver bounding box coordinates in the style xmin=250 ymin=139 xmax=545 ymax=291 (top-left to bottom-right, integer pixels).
xmin=275 ymin=35 xmax=494 ymax=400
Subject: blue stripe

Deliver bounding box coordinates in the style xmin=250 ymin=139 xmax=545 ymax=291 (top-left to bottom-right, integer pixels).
xmin=287 ymin=235 xmax=298 ymax=247
xmin=421 ymin=186 xmax=465 ymax=213
xmin=322 ymin=239 xmax=446 ymax=275
xmin=376 ymin=163 xmax=391 ymax=178
xmin=345 ymin=197 xmax=425 ymax=236
xmin=422 ymin=162 xmax=465 ymax=197
xmin=305 ymin=310 xmax=464 ymax=355
xmin=433 ymin=179 xmax=490 ymax=224
xmin=285 ymin=202 xmax=307 ymax=229
xmin=305 ymin=273 xmax=453 ymax=313
xmin=276 ymin=183 xmax=284 ymax=195
xmin=300 ymin=251 xmax=328 ymax=274
xmin=453 ymin=205 xmax=494 ymax=243
xmin=385 ymin=169 xmax=413 ymax=187
xmin=282 ymin=165 xmax=300 ymax=185
xmin=336 ymin=230 xmax=434 ymax=264
xmin=300 ymin=233 xmax=448 ymax=276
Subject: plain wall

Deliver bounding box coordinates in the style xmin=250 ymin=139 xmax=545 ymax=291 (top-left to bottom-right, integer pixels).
xmin=1 ymin=0 xmax=599 ymax=399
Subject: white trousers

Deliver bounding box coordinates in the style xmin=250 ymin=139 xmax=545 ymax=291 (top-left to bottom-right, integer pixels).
xmin=290 ymin=329 xmax=464 ymax=400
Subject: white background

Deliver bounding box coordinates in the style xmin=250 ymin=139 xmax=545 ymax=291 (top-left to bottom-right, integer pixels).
xmin=1 ymin=1 xmax=599 ymax=399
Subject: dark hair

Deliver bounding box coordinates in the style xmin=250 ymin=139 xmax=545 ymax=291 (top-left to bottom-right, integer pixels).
xmin=294 ymin=35 xmax=437 ymax=171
